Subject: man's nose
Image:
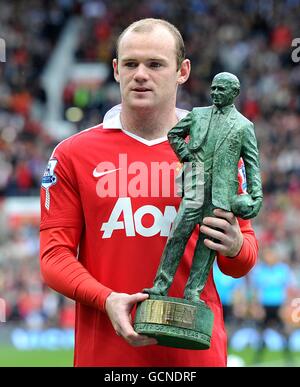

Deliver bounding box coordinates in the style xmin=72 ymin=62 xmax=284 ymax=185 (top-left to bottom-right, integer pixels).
xmin=133 ymin=64 xmax=149 ymax=82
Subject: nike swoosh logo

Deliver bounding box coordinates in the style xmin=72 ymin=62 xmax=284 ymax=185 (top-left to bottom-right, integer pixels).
xmin=93 ymin=168 xmax=120 ymax=178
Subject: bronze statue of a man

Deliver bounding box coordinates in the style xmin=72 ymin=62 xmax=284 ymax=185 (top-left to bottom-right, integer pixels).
xmin=145 ymin=72 xmax=263 ymax=303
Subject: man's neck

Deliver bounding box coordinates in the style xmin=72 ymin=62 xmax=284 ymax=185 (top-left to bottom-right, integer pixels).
xmin=120 ymin=105 xmax=179 ymax=140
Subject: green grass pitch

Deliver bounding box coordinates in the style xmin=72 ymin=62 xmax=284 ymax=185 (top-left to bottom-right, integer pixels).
xmin=0 ymin=346 xmax=300 ymax=367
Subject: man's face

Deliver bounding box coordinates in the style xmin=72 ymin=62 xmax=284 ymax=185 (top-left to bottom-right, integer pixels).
xmin=113 ymin=26 xmax=188 ymax=111
xmin=211 ymin=78 xmax=236 ymax=108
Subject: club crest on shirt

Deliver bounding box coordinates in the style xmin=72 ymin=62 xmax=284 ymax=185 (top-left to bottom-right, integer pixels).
xmin=238 ymin=159 xmax=248 ymax=194
xmin=42 ymin=159 xmax=58 ymax=189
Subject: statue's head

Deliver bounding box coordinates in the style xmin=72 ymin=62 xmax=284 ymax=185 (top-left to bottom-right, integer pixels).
xmin=211 ymin=72 xmax=240 ymax=108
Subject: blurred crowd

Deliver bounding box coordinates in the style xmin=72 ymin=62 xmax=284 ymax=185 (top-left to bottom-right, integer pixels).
xmin=0 ymin=0 xmax=300 ymax=342
xmin=0 ymin=0 xmax=76 ymax=196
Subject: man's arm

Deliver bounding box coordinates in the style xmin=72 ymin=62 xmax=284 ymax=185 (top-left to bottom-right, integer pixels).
xmin=241 ymin=122 xmax=263 ymax=217
xmin=168 ymin=111 xmax=194 ymax=162
xmin=40 ymin=226 xmax=157 ymax=347
xmin=40 ymin=227 xmax=113 ymax=311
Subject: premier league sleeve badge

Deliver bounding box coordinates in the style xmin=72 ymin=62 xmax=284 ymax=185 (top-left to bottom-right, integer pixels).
xmin=42 ymin=159 xmax=58 ymax=210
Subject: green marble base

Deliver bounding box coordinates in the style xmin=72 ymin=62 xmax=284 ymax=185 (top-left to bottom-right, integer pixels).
xmin=134 ymin=295 xmax=214 ymax=350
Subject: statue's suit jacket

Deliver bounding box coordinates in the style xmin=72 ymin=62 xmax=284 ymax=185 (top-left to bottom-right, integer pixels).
xmin=168 ymin=106 xmax=263 ymax=212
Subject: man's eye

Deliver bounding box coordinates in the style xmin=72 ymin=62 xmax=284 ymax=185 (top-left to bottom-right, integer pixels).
xmin=125 ymin=62 xmax=137 ymax=68
xmin=150 ymin=62 xmax=162 ymax=68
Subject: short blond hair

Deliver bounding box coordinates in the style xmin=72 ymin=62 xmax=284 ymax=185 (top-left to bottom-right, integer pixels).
xmin=116 ymin=18 xmax=185 ymax=70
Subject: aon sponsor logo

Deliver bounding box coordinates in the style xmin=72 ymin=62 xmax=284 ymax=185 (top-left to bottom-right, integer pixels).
xmin=101 ymin=197 xmax=177 ymax=238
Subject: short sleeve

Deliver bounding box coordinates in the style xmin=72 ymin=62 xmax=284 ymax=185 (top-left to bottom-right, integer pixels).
xmin=40 ymin=139 xmax=84 ymax=230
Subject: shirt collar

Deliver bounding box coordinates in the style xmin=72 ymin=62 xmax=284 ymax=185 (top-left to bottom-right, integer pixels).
xmin=213 ymin=104 xmax=234 ymax=115
xmin=103 ymin=103 xmax=190 ymax=129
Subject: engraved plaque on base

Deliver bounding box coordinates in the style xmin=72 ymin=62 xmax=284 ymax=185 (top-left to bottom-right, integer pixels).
xmin=134 ymin=295 xmax=214 ymax=350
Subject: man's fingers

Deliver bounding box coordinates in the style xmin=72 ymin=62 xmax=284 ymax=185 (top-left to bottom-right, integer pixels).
xmin=202 ymin=210 xmax=237 ymax=231
xmin=106 ymin=291 xmax=157 ymax=347
xmin=203 ymin=238 xmax=226 ymax=254
xmin=212 ymin=208 xmax=236 ymax=224
xmin=128 ymin=292 xmax=149 ymax=305
xmin=132 ymin=338 xmax=158 ymax=347
xmin=202 ymin=216 xmax=228 ymax=231
xmin=200 ymin=224 xmax=225 ymax=242
xmin=116 ymin=328 xmax=157 ymax=347
xmin=119 ymin=323 xmax=157 ymax=347
xmin=113 ymin=292 xmax=157 ymax=346
xmin=126 ymin=332 xmax=158 ymax=347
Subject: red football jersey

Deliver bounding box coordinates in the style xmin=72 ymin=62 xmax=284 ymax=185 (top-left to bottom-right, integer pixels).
xmin=40 ymin=104 xmax=258 ymax=366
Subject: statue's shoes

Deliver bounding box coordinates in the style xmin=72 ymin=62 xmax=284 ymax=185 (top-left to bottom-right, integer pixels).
xmin=184 ymin=292 xmax=202 ymax=304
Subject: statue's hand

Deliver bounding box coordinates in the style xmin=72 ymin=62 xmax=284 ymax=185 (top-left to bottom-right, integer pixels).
xmin=242 ymin=199 xmax=262 ymax=219
xmin=181 ymin=152 xmax=196 ymax=163
xmin=175 ymin=157 xmax=198 ymax=197
xmin=230 ymin=194 xmax=262 ymax=220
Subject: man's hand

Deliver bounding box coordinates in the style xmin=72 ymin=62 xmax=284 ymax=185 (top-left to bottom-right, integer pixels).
xmin=105 ymin=292 xmax=158 ymax=347
xmin=200 ymin=208 xmax=243 ymax=257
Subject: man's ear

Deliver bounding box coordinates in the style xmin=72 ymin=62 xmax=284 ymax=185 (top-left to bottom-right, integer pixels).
xmin=113 ymin=58 xmax=120 ymax=83
xmin=177 ymin=59 xmax=191 ymax=85
xmin=233 ymin=88 xmax=240 ymax=98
